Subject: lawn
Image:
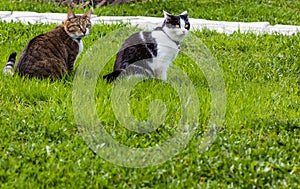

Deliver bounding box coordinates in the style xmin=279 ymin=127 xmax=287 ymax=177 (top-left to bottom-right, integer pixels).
xmin=0 ymin=0 xmax=299 ymax=188
xmin=0 ymin=0 xmax=300 ymax=25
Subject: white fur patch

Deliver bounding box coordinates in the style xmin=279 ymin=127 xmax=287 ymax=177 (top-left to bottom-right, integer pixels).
xmin=150 ymin=30 xmax=180 ymax=80
xmin=139 ymin=32 xmax=145 ymax=42
xmin=163 ymin=18 xmax=189 ymax=42
xmin=73 ymin=39 xmax=84 ymax=68
xmin=75 ymin=40 xmax=84 ymax=56
xmin=3 ymin=61 xmax=14 ymax=75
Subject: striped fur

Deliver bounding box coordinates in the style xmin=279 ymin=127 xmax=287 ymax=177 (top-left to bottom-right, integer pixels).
xmin=3 ymin=52 xmax=16 ymax=75
xmin=3 ymin=10 xmax=92 ymax=79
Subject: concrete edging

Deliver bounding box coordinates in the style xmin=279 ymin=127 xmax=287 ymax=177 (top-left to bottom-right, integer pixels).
xmin=1 ymin=11 xmax=300 ymax=35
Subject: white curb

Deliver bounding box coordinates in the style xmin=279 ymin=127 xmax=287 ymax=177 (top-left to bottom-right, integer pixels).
xmin=0 ymin=11 xmax=299 ymax=35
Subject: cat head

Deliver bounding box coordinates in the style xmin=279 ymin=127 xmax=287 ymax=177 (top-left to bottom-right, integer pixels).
xmin=64 ymin=10 xmax=92 ymax=40
xmin=162 ymin=11 xmax=190 ymax=42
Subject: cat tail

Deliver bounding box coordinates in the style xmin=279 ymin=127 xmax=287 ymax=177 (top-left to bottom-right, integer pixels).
xmin=103 ymin=70 xmax=123 ymax=82
xmin=3 ymin=52 xmax=17 ymax=76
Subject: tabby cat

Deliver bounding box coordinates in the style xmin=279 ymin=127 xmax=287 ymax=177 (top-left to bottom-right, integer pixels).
xmin=3 ymin=10 xmax=92 ymax=79
xmin=103 ymin=10 xmax=190 ymax=82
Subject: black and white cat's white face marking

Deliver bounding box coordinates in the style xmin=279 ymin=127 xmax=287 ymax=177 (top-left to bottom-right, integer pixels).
xmin=162 ymin=11 xmax=190 ymax=42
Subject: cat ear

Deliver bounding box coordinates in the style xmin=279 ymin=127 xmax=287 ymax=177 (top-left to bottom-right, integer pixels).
xmin=85 ymin=10 xmax=92 ymax=18
xmin=67 ymin=10 xmax=76 ymax=19
xmin=163 ymin=10 xmax=172 ymax=19
xmin=180 ymin=11 xmax=188 ymax=16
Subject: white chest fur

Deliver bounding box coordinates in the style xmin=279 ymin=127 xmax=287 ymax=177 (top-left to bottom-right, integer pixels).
xmin=150 ymin=30 xmax=179 ymax=80
xmin=74 ymin=39 xmax=84 ymax=57
xmin=72 ymin=39 xmax=84 ymax=68
xmin=78 ymin=40 xmax=84 ymax=56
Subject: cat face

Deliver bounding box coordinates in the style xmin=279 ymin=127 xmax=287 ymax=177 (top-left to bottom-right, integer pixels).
xmin=162 ymin=11 xmax=190 ymax=42
xmin=64 ymin=10 xmax=92 ymax=39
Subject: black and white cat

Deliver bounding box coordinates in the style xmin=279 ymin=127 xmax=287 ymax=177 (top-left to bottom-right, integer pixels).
xmin=103 ymin=11 xmax=190 ymax=82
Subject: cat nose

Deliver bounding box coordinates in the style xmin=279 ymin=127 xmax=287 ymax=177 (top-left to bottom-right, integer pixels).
xmin=81 ymin=28 xmax=86 ymax=34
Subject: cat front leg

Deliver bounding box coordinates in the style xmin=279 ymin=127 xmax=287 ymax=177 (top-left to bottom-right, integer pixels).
xmin=153 ymin=67 xmax=167 ymax=81
xmin=160 ymin=70 xmax=168 ymax=81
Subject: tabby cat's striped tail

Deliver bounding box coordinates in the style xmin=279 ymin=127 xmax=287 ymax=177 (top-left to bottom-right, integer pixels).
xmin=3 ymin=52 xmax=17 ymax=75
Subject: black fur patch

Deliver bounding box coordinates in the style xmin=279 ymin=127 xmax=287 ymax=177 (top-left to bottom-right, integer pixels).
xmin=103 ymin=31 xmax=158 ymax=82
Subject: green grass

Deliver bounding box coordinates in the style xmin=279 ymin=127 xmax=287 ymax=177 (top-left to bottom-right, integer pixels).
xmin=0 ymin=0 xmax=300 ymax=25
xmin=1 ymin=1 xmax=300 ymax=188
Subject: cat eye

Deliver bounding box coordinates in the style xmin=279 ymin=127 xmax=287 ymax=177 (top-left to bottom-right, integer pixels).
xmin=175 ymin=24 xmax=180 ymax=28
xmin=184 ymin=24 xmax=190 ymax=29
xmin=76 ymin=24 xmax=81 ymax=28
